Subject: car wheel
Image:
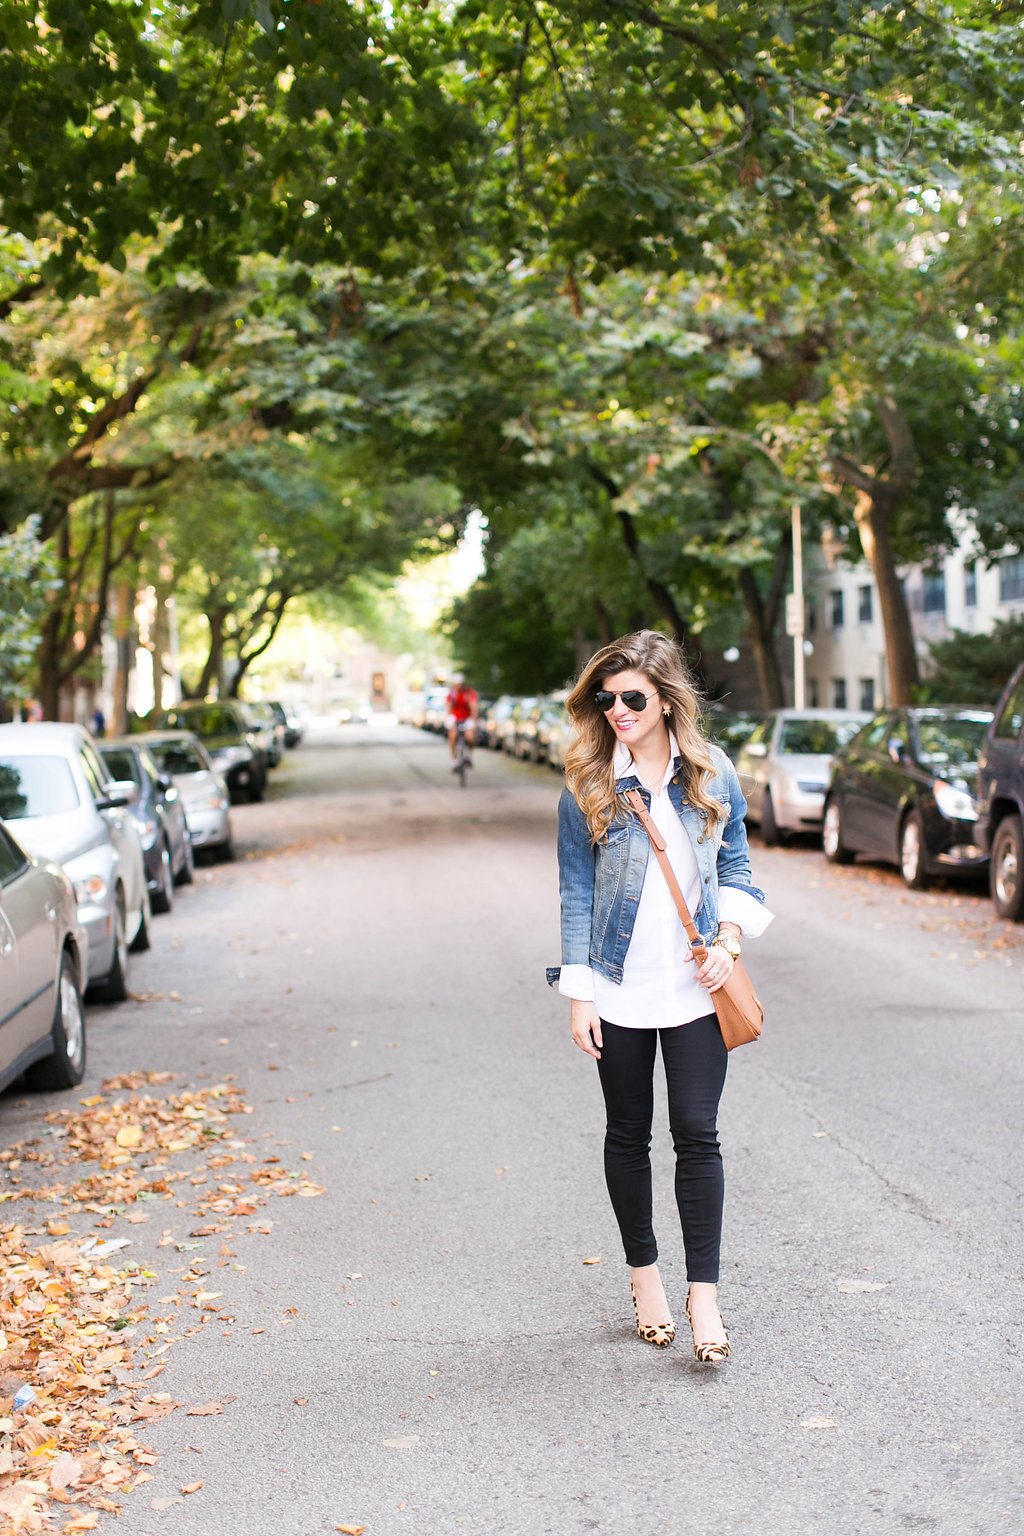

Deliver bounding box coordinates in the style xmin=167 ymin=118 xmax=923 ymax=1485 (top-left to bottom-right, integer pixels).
xmin=899 ymin=810 xmax=929 ymax=889
xmin=822 ymin=799 xmax=854 ymax=865
xmin=175 ymin=834 xmax=195 ymax=886
xmin=129 ymin=885 xmax=152 ymax=952
xmin=90 ymin=891 xmax=129 ymax=1003
xmin=991 ymin=814 xmax=1024 ymax=921
xmin=151 ymin=840 xmax=174 ymax=914
xmin=761 ymin=792 xmax=786 ymax=847
xmin=26 ymin=950 xmax=87 ymax=1091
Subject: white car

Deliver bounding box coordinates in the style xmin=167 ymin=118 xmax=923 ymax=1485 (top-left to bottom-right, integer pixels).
xmin=139 ymin=730 xmax=234 ymax=861
xmin=0 ymin=722 xmax=150 ymax=1001
xmin=0 ymin=819 xmax=88 ymax=1092
xmin=735 ymin=709 xmax=873 ymax=844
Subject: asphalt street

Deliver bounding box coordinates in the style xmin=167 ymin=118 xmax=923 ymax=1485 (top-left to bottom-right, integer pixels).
xmin=4 ymin=722 xmax=1023 ymax=1536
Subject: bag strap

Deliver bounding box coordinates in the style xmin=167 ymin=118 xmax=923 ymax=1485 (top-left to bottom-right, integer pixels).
xmin=623 ymin=788 xmax=708 ymax=963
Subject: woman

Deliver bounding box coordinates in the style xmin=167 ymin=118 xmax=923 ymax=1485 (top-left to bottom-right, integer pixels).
xmin=549 ymin=631 xmax=771 ymax=1363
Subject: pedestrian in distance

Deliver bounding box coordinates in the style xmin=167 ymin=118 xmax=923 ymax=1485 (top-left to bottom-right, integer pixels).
xmin=549 ymin=630 xmax=772 ymax=1363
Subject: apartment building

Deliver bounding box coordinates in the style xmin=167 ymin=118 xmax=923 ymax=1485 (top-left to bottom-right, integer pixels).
xmin=802 ymin=529 xmax=1024 ymax=710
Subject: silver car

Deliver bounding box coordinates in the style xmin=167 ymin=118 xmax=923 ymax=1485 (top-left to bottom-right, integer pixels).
xmin=139 ymin=731 xmax=234 ymax=861
xmin=735 ymin=709 xmax=873 ymax=844
xmin=0 ymin=722 xmax=150 ymax=1002
xmin=0 ymin=819 xmax=87 ymax=1092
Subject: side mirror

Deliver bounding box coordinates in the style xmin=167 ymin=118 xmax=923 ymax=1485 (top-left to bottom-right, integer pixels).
xmin=156 ymin=773 xmax=173 ymax=793
xmin=744 ymin=741 xmax=768 ymax=758
xmin=97 ymin=779 xmax=139 ymax=810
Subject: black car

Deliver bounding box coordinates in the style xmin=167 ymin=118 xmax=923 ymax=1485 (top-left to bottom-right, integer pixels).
xmin=98 ymin=739 xmax=194 ymax=914
xmin=977 ymin=662 xmax=1024 ymax=921
xmin=822 ymin=706 xmax=994 ymax=889
xmin=160 ymin=701 xmax=268 ymax=803
xmin=267 ymin=700 xmax=303 ymax=749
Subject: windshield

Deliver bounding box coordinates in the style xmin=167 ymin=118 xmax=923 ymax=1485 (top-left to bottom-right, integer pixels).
xmin=777 ymin=719 xmax=863 ymax=755
xmin=914 ymin=715 xmax=992 ymax=775
xmin=0 ymin=755 xmax=80 ymax=819
xmin=99 ymin=748 xmax=141 ymax=784
xmin=149 ymin=740 xmax=205 ymax=775
xmin=167 ymin=706 xmax=238 ymax=738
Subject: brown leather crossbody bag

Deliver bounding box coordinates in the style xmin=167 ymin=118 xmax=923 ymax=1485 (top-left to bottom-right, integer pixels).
xmin=623 ymin=789 xmax=763 ymax=1051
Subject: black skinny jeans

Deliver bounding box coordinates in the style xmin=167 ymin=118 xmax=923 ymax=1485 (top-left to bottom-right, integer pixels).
xmin=595 ymin=1013 xmax=728 ymax=1283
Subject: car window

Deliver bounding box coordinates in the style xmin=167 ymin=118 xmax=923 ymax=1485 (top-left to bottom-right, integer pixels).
xmin=860 ymin=716 xmax=893 ymax=751
xmin=994 ymin=674 xmax=1024 ymax=740
xmin=742 ymin=720 xmax=771 ymax=748
xmin=777 ymin=719 xmax=858 ymax=755
xmin=889 ymin=717 xmax=910 ymax=751
xmin=914 ymin=715 xmax=992 ymax=772
xmin=149 ymin=740 xmax=205 ymax=775
xmin=79 ymin=740 xmax=111 ymax=799
xmin=99 ymin=748 xmax=141 ymax=785
xmin=0 ymin=756 xmax=80 ymax=818
xmin=0 ymin=823 xmax=29 ymax=884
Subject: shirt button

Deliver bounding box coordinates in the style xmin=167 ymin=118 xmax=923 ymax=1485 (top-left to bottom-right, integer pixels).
xmin=697 ymin=836 xmax=703 ymax=844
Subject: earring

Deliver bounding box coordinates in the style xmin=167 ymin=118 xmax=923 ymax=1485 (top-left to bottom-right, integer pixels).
xmin=663 ymin=705 xmax=671 ymax=716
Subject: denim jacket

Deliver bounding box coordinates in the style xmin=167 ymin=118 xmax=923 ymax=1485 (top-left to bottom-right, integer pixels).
xmin=546 ymin=745 xmax=766 ymax=989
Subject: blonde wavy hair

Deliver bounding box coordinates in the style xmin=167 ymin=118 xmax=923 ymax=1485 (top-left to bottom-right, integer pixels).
xmin=564 ymin=630 xmax=725 ymax=846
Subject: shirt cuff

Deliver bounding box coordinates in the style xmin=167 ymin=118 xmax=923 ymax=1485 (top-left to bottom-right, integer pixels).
xmin=558 ymin=964 xmax=596 ymax=1002
xmin=718 ymin=887 xmax=774 ymax=937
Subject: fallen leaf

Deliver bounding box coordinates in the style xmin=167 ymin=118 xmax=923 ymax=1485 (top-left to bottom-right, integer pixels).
xmin=181 ymin=1481 xmax=203 ymax=1494
xmin=186 ymin=1402 xmax=225 ymax=1417
xmin=115 ymin=1125 xmax=143 ymax=1149
xmin=151 ymin=1495 xmax=184 ymax=1509
xmin=800 ymin=1416 xmax=837 ymax=1429
xmin=49 ymin=1455 xmax=82 ymax=1491
xmin=337 ymin=1526 xmax=365 ymax=1534
xmin=64 ymin=1515 xmax=100 ymax=1533
xmin=582 ymin=1256 xmax=601 ymax=1265
xmin=382 ymin=1435 xmax=420 ymax=1448
xmin=294 ymin=1397 xmax=308 ymax=1406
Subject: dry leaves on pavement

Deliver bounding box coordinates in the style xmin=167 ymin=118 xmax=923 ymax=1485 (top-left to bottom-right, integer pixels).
xmin=0 ymin=1071 xmax=324 ymax=1535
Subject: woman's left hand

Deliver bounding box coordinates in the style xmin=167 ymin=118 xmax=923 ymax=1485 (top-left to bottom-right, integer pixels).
xmin=695 ymin=946 xmax=735 ymax=994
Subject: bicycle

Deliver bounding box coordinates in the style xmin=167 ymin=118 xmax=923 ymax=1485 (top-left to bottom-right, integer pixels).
xmin=452 ymin=720 xmax=473 ymax=787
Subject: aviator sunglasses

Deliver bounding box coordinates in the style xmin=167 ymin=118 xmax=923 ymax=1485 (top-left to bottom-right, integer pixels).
xmin=594 ymin=688 xmax=658 ymax=712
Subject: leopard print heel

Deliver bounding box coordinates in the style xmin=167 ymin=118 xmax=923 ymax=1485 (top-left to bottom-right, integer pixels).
xmin=685 ymin=1290 xmax=731 ymax=1364
xmin=630 ymin=1281 xmax=675 ymax=1347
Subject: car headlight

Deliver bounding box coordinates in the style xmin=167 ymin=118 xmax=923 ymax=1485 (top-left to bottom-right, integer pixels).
xmin=74 ymin=875 xmax=108 ymax=907
xmin=933 ymin=781 xmax=979 ymax=822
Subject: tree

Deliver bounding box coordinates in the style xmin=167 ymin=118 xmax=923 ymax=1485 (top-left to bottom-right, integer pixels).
xmin=0 ymin=516 xmax=58 ymax=717
xmin=921 ymin=617 xmax=1024 ymax=707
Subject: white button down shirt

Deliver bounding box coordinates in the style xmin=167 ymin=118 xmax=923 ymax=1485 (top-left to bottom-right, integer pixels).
xmin=559 ymin=739 xmax=773 ymax=1029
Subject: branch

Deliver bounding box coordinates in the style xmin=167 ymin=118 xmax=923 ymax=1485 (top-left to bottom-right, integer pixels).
xmin=47 ymin=368 xmax=160 ymax=481
xmin=0 ymin=280 xmax=45 ymax=320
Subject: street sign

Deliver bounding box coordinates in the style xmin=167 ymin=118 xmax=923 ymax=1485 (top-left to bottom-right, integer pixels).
xmin=785 ymin=592 xmax=804 ymax=637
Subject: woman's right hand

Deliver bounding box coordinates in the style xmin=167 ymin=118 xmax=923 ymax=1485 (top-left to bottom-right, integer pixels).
xmin=570 ymin=1000 xmax=603 ymax=1060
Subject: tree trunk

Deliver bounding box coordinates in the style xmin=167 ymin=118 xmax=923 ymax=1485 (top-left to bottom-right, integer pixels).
xmin=592 ymin=599 xmax=615 ymax=648
xmin=736 ymin=522 xmax=793 ymax=709
xmin=828 ymin=396 xmax=920 ymax=707
xmin=193 ymin=605 xmax=229 ymax=699
xmin=37 ymin=605 xmax=62 ymax=720
xmin=151 ymin=587 xmax=169 ymax=717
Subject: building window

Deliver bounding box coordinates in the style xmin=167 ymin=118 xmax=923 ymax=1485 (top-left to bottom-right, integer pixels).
xmin=832 ymin=678 xmax=847 ymax=709
xmin=806 ymin=602 xmax=817 ymax=635
xmin=858 ymin=585 xmax=873 ymax=624
xmin=859 ymin=677 xmax=875 ymax=711
xmin=922 ymin=571 xmax=946 ymax=614
xmin=999 ymin=554 xmax=1024 ymax=602
xmin=830 ymin=590 xmax=845 ymax=628
xmin=964 ymin=563 xmax=977 ymax=608
xmin=807 ymin=678 xmax=819 ymax=707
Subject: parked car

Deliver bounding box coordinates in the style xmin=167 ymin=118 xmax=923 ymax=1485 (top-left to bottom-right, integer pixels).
xmin=267 ymin=700 xmax=303 ymax=749
xmin=470 ymin=699 xmax=496 ymax=749
xmin=481 ymin=696 xmax=518 ymax=752
xmin=977 ymin=663 xmax=1024 ymax=920
xmin=0 ymin=722 xmax=150 ymax=1002
xmin=160 ymin=701 xmax=268 ymax=802
xmin=506 ymin=697 xmax=540 ymax=758
xmin=531 ymin=696 xmax=569 ymax=765
xmin=241 ymin=700 xmax=283 ymax=767
xmin=140 ymin=731 xmax=234 ymax=862
xmin=823 ymin=706 xmax=994 ymax=888
xmin=98 ymin=739 xmax=193 ymax=913
xmin=736 ymin=709 xmax=872 ymax=844
xmin=421 ymin=689 xmax=449 ymax=733
xmin=545 ymin=702 xmax=577 ymax=771
xmin=0 ymin=819 xmax=88 ymax=1092
xmin=706 ymin=708 xmax=767 ymax=763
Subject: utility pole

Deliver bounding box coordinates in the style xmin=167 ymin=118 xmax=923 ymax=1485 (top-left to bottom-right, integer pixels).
xmin=785 ymin=501 xmax=806 ymax=709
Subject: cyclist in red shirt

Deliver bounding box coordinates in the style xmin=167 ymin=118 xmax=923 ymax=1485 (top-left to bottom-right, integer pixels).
xmin=446 ymin=675 xmax=478 ymax=768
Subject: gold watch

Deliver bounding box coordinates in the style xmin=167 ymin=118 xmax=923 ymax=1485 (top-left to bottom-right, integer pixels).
xmin=712 ymin=932 xmax=742 ymax=960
